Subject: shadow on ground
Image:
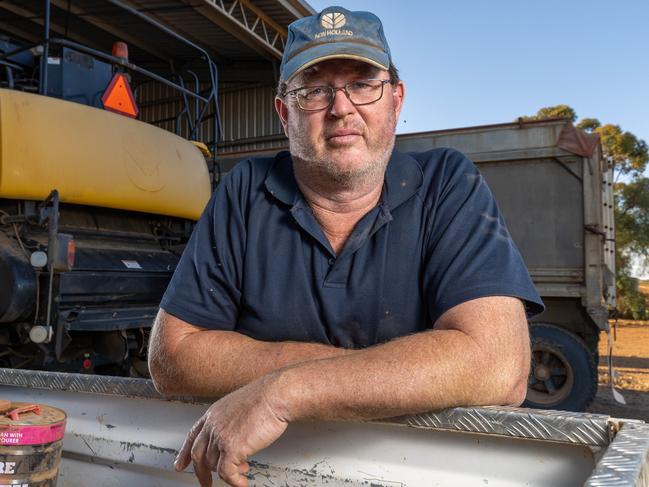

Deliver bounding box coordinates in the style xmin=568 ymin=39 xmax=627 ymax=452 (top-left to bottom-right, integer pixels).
xmin=609 ymin=355 xmax=649 ymax=369
xmin=588 ymin=386 xmax=649 ymax=422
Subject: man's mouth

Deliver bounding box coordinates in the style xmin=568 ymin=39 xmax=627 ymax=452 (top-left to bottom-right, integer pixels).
xmin=326 ymin=129 xmax=362 ymax=145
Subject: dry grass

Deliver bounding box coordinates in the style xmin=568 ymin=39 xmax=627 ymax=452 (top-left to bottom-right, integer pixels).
xmin=587 ymin=281 xmax=649 ymax=420
xmin=589 ymin=324 xmax=649 ymax=421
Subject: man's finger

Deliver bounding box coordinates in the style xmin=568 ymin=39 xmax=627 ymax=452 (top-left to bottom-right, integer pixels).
xmin=191 ymin=429 xmax=214 ymax=487
xmin=175 ymin=417 xmax=205 ymax=472
xmin=218 ymin=453 xmax=248 ymax=487
xmin=204 ymin=429 xmax=221 ymax=472
xmin=238 ymin=461 xmax=250 ymax=475
xmin=193 ymin=459 xmax=214 ymax=487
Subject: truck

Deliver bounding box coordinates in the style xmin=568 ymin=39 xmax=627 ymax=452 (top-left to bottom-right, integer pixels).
xmin=1 ymin=367 xmax=648 ymax=486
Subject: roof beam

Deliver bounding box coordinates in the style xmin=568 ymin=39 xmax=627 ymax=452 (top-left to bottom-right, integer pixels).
xmin=192 ymin=0 xmax=287 ymax=60
xmin=275 ymin=0 xmax=315 ymax=18
xmin=0 ymin=2 xmax=104 ymax=51
xmin=119 ymin=0 xmax=229 ymax=64
xmin=0 ymin=18 xmax=41 ymax=44
xmin=48 ymin=0 xmax=171 ymax=63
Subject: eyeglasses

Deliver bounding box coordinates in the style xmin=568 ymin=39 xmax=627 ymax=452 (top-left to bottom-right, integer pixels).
xmin=285 ymin=79 xmax=392 ymax=111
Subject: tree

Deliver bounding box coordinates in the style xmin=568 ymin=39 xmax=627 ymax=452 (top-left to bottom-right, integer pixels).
xmin=576 ymin=118 xmax=649 ymax=178
xmin=615 ymin=177 xmax=649 ymax=259
xmin=520 ymin=104 xmax=577 ymax=123
xmin=521 ymin=105 xmax=649 ymax=319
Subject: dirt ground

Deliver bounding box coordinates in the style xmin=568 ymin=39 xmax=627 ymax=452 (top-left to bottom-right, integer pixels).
xmin=587 ymin=319 xmax=649 ymax=422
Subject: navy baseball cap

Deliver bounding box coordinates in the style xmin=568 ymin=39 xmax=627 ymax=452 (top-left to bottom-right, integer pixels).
xmin=280 ymin=6 xmax=392 ymax=82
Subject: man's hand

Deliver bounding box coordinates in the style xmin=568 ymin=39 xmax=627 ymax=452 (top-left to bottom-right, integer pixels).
xmin=174 ymin=375 xmax=287 ymax=487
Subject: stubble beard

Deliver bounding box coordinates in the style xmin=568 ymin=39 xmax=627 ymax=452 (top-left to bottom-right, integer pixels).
xmin=288 ymin=117 xmax=397 ymax=192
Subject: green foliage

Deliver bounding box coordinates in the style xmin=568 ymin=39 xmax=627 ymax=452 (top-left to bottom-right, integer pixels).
xmin=521 ymin=105 xmax=649 ymax=319
xmin=599 ymin=125 xmax=648 ymax=177
xmin=519 ymin=104 xmax=577 ymax=123
xmin=615 ymin=178 xmax=649 ymax=259
xmin=615 ymin=178 xmax=649 ymax=318
xmin=576 ymin=118 xmax=601 ymax=132
xmin=616 ymin=271 xmax=648 ymax=320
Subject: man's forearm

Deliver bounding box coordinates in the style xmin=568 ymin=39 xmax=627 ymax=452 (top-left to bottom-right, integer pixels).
xmin=269 ymin=297 xmax=530 ymax=422
xmin=272 ymin=326 xmax=528 ymax=423
xmin=149 ymin=310 xmax=352 ymax=397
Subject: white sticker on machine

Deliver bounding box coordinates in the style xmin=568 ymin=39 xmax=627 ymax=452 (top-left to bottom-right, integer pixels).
xmin=121 ymin=260 xmax=143 ymax=269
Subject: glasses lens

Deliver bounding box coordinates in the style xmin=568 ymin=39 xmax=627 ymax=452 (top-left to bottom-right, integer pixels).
xmin=346 ymin=79 xmax=385 ymax=105
xmin=291 ymin=79 xmax=388 ymax=111
xmin=296 ymin=86 xmax=332 ymax=110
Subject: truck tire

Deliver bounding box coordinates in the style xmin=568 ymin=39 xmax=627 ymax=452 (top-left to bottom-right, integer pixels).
xmin=523 ymin=323 xmax=597 ymax=412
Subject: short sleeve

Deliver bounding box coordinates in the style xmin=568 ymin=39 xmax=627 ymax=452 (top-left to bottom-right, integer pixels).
xmin=159 ymin=166 xmax=247 ymax=329
xmin=422 ymin=150 xmax=544 ymax=324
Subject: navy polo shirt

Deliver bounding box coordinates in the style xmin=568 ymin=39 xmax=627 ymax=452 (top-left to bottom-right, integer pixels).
xmin=160 ymin=148 xmax=544 ymax=348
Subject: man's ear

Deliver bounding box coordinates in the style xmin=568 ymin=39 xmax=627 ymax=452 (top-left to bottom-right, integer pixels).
xmin=391 ymin=81 xmax=405 ymax=123
xmin=275 ymin=96 xmax=289 ymax=136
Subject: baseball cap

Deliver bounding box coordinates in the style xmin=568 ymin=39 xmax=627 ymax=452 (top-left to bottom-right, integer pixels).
xmin=280 ymin=6 xmax=392 ymax=82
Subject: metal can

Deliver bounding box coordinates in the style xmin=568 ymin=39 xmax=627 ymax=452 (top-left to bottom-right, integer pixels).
xmin=0 ymin=401 xmax=66 ymax=487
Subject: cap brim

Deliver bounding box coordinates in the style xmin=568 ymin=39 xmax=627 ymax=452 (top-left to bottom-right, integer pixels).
xmin=283 ymin=42 xmax=390 ymax=82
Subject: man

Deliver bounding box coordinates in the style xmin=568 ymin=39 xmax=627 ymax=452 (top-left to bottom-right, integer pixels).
xmin=149 ymin=6 xmax=544 ymax=487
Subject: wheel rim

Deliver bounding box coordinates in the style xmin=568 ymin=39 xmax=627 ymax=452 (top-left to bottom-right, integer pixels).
xmin=527 ymin=344 xmax=574 ymax=406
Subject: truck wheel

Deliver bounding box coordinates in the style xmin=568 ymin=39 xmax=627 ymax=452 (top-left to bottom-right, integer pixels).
xmin=523 ymin=324 xmax=597 ymax=412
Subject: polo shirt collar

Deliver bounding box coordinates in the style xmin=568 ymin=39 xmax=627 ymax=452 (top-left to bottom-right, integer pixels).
xmin=264 ymin=151 xmax=298 ymax=205
xmin=264 ymin=149 xmax=423 ymax=211
xmin=383 ymin=149 xmax=424 ymax=210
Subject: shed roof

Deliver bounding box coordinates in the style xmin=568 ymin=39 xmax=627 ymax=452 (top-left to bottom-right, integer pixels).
xmin=0 ymin=0 xmax=314 ymax=82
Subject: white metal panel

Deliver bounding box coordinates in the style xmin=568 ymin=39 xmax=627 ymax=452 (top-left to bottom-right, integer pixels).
xmin=2 ymin=385 xmax=597 ymax=487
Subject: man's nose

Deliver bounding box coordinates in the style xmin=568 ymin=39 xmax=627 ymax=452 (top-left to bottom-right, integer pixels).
xmin=328 ymin=87 xmax=355 ymax=117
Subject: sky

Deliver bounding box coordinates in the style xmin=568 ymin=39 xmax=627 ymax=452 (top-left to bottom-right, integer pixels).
xmin=310 ymin=0 xmax=649 ymax=278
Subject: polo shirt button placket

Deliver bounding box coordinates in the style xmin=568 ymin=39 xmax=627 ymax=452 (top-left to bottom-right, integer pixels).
xmin=328 ymin=258 xmax=335 ymax=266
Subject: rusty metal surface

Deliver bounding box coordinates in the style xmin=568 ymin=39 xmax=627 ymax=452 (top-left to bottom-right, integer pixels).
xmin=585 ymin=421 xmax=649 ymax=487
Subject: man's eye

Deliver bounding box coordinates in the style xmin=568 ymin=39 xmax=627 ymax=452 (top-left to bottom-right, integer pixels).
xmin=301 ymin=87 xmax=327 ymax=99
xmin=349 ymin=81 xmax=373 ymax=91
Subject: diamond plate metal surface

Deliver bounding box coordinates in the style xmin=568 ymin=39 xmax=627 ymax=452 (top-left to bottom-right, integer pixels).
xmin=391 ymin=405 xmax=614 ymax=446
xmin=0 ymin=367 xmax=200 ymax=402
xmin=0 ymin=369 xmax=614 ymax=445
xmin=585 ymin=422 xmax=649 ymax=487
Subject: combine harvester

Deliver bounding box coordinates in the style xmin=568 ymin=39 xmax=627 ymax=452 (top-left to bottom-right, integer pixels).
xmin=0 ymin=0 xmax=217 ymax=376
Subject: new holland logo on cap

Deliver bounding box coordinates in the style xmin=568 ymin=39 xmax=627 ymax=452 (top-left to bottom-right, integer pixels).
xmin=320 ymin=11 xmax=346 ymax=29
xmin=280 ymin=6 xmax=392 ymax=82
xmin=315 ymin=10 xmax=353 ymax=39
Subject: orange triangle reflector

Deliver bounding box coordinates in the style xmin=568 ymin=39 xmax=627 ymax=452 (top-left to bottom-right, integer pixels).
xmin=102 ymin=73 xmax=138 ymax=118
